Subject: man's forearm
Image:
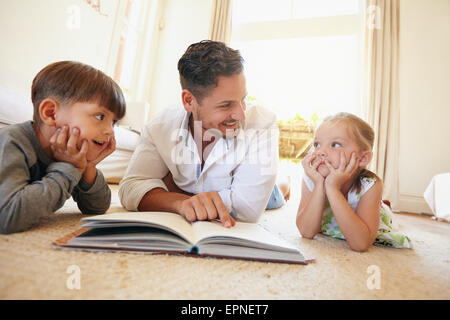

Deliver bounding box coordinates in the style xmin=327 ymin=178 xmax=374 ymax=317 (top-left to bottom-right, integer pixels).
xmin=137 ymin=188 xmax=190 ymax=213
xmin=162 ymin=172 xmax=193 ymax=196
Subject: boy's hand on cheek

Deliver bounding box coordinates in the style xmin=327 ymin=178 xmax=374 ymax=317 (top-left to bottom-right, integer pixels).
xmin=50 ymin=126 xmax=88 ymax=174
xmin=81 ymin=136 xmax=116 ymax=185
xmin=86 ymin=135 xmax=116 ymax=168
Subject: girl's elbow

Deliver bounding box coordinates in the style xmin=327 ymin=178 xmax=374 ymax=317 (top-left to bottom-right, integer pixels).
xmin=349 ymin=241 xmax=371 ymax=252
xmin=300 ymin=231 xmax=316 ymax=240
xmin=296 ymin=218 xmax=317 ymax=239
xmin=297 ymin=223 xmax=317 ymax=239
xmin=348 ymin=231 xmax=376 ymax=252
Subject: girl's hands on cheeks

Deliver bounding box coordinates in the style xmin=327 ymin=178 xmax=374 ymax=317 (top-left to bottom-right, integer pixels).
xmin=49 ymin=126 xmax=88 ymax=173
xmin=324 ymin=151 xmax=360 ymax=191
xmin=301 ymin=153 xmax=324 ymax=186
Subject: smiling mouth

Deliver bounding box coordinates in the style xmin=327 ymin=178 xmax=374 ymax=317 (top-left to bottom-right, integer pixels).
xmin=221 ymin=121 xmax=238 ymax=127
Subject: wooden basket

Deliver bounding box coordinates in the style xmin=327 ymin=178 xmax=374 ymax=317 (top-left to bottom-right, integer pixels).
xmin=278 ymin=120 xmax=314 ymax=161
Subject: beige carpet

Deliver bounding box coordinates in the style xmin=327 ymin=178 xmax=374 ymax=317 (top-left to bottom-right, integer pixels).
xmin=1 ymin=165 xmax=449 ymax=299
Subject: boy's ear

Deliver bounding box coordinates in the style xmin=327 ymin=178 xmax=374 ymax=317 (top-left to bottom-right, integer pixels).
xmin=38 ymin=98 xmax=59 ymax=126
xmin=181 ymin=89 xmax=195 ymax=113
xmin=359 ymin=150 xmax=373 ymax=167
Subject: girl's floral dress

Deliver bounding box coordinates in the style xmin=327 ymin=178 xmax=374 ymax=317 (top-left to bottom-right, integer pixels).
xmin=303 ymin=174 xmax=412 ymax=248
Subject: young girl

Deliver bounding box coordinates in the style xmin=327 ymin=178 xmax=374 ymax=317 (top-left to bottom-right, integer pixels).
xmin=296 ymin=112 xmax=412 ymax=251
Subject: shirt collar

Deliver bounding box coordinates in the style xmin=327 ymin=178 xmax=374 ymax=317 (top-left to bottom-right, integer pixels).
xmin=176 ymin=110 xmax=191 ymax=144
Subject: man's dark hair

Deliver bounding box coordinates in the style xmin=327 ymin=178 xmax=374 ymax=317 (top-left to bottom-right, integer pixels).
xmin=177 ymin=40 xmax=244 ymax=103
xmin=31 ymin=61 xmax=126 ymax=125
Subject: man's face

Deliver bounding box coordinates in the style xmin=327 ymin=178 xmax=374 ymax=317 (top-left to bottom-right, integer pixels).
xmin=190 ymin=73 xmax=247 ymax=139
xmin=55 ymin=102 xmax=117 ymax=161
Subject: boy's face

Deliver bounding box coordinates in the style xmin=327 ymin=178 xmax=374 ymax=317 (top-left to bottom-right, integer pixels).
xmin=188 ymin=73 xmax=247 ymax=139
xmin=311 ymin=121 xmax=363 ymax=178
xmin=54 ymin=102 xmax=117 ymax=161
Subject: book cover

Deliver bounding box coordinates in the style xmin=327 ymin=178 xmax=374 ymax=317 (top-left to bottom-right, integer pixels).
xmin=54 ymin=211 xmax=314 ymax=265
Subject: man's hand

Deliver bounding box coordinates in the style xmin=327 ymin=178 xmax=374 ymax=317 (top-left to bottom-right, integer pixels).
xmin=176 ymin=191 xmax=236 ymax=228
xmin=324 ymin=151 xmax=360 ymax=191
xmin=49 ymin=126 xmax=88 ymax=173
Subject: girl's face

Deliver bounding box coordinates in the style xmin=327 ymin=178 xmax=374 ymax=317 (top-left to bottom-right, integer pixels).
xmin=311 ymin=120 xmax=364 ymax=178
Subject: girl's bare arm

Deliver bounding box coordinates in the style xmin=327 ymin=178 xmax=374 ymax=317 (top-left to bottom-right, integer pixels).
xmin=326 ymin=180 xmax=381 ymax=252
xmin=296 ymin=180 xmax=327 ymax=239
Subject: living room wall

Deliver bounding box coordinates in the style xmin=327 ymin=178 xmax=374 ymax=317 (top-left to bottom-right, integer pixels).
xmin=146 ymin=0 xmax=213 ymax=120
xmin=398 ymin=0 xmax=450 ymax=213
xmin=0 ymin=0 xmax=119 ymax=123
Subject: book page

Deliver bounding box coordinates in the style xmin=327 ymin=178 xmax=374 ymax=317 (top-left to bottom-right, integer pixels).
xmin=191 ymin=220 xmax=298 ymax=250
xmin=82 ymin=212 xmax=196 ymax=245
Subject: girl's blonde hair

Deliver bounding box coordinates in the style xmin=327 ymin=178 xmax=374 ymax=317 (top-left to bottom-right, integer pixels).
xmin=318 ymin=112 xmax=379 ymax=193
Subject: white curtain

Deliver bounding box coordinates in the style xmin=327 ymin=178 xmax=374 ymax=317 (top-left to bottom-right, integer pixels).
xmin=363 ymin=0 xmax=400 ymax=209
xmin=209 ymin=0 xmax=233 ymax=44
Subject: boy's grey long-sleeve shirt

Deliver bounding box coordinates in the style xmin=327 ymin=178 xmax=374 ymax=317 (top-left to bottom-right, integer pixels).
xmin=0 ymin=121 xmax=111 ymax=234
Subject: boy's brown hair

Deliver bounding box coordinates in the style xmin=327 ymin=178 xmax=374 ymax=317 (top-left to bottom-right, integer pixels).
xmin=31 ymin=61 xmax=126 ymax=125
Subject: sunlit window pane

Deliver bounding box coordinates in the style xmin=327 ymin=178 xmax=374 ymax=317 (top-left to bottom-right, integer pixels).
xmin=233 ymin=0 xmax=292 ymax=23
xmin=233 ymin=0 xmax=360 ymax=24
xmin=128 ymin=0 xmax=144 ymax=29
xmin=292 ymin=0 xmax=359 ymax=19
xmin=120 ymin=29 xmax=138 ymax=90
xmin=114 ymin=0 xmax=145 ymax=92
xmin=233 ymin=35 xmax=361 ymax=121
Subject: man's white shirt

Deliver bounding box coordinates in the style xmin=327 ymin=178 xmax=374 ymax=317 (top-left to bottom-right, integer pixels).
xmin=118 ymin=105 xmax=279 ymax=222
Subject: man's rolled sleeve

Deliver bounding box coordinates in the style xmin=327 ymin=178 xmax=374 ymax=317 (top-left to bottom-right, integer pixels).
xmin=119 ymin=177 xmax=168 ymax=211
xmin=119 ymin=123 xmax=170 ymax=211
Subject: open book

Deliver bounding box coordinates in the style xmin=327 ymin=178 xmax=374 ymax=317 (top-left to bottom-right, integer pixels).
xmin=54 ymin=211 xmax=313 ymax=265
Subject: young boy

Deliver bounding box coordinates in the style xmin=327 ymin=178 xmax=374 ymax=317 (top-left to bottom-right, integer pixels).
xmin=0 ymin=61 xmax=126 ymax=234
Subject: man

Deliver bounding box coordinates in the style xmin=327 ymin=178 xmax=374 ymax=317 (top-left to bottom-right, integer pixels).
xmin=119 ymin=40 xmax=284 ymax=227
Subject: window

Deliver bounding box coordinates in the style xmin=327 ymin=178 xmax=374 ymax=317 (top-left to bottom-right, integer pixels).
xmin=231 ymin=0 xmax=364 ymax=121
xmin=113 ymin=0 xmax=144 ymax=93
xmin=233 ymin=0 xmax=359 ymax=23
xmin=109 ymin=0 xmax=159 ymax=102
